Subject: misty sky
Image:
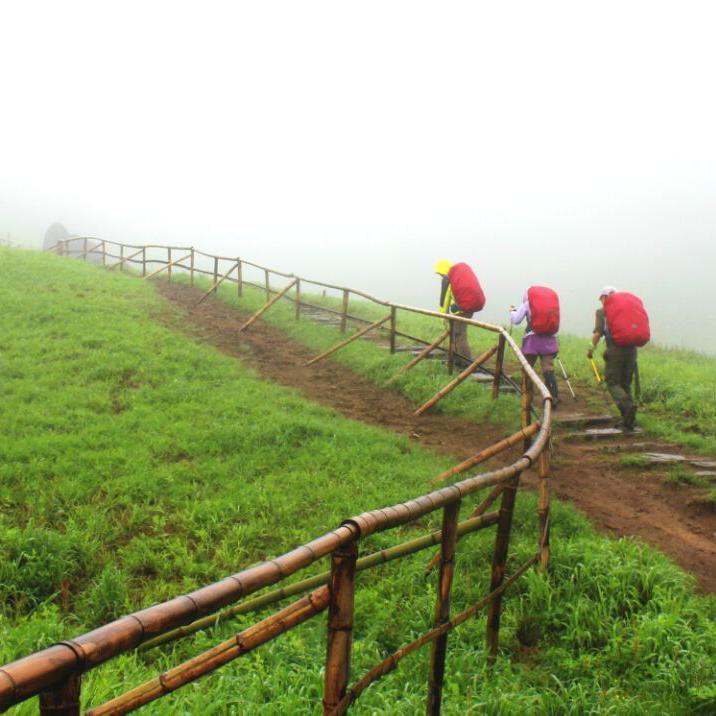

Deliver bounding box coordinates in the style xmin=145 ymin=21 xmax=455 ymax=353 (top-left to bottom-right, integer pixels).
xmin=2 ymin=2 xmax=715 ymax=352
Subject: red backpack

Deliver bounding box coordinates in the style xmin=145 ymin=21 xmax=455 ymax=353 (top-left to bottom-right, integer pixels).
xmin=447 ymin=263 xmax=486 ymax=312
xmin=604 ymin=292 xmax=650 ymax=347
xmin=527 ymin=286 xmax=560 ymax=335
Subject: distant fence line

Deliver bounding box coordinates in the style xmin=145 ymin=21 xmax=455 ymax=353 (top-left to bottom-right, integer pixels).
xmin=0 ymin=238 xmax=553 ymax=715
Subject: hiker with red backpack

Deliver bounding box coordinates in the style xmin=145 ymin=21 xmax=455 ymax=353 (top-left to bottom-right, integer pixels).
xmin=509 ymin=286 xmax=561 ymax=405
xmin=434 ymin=259 xmax=486 ymax=368
xmin=587 ymin=286 xmax=650 ymax=431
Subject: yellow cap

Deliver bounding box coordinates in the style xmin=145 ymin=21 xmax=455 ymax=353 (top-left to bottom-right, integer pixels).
xmin=434 ymin=259 xmax=451 ymax=276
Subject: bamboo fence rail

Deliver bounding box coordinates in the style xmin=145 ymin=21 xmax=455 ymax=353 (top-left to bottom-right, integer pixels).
xmin=0 ymin=239 xmax=555 ymax=715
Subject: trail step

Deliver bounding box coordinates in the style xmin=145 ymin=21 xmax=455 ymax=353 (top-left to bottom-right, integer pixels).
xmin=691 ymin=460 xmax=716 ymax=469
xmin=564 ymin=427 xmax=643 ymax=442
xmin=695 ymin=471 xmax=716 ymax=479
xmin=642 ymin=452 xmax=686 ymax=464
xmin=554 ymin=413 xmax=614 ymax=429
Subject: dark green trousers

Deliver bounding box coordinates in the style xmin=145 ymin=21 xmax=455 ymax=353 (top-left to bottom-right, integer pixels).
xmin=603 ymin=345 xmax=637 ymax=418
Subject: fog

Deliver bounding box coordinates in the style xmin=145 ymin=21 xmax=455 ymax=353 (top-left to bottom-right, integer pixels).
xmin=2 ymin=2 xmax=715 ymax=353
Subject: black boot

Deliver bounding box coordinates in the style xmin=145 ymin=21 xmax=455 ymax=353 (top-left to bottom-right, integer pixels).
xmin=544 ymin=371 xmax=559 ymax=407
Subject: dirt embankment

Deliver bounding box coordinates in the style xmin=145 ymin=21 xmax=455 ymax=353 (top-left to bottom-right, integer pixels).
xmin=158 ymin=282 xmax=716 ymax=592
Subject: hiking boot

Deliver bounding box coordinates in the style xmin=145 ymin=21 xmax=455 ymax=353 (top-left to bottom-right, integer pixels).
xmin=544 ymin=371 xmax=559 ymax=408
xmin=623 ymin=405 xmax=637 ymax=431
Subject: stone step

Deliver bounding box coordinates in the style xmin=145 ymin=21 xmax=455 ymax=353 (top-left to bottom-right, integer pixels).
xmin=554 ymin=413 xmax=614 ymax=429
xmin=564 ymin=426 xmax=643 ymax=442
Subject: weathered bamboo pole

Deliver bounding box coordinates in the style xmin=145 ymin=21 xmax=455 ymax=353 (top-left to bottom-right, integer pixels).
xmin=101 ymin=240 xmax=106 ymax=266
xmin=425 ymin=485 xmax=505 ymax=574
xmin=295 ymin=279 xmax=301 ymax=320
xmin=81 ymin=240 xmax=103 ymax=260
xmin=212 ymin=257 xmax=219 ymax=291
xmin=538 ymin=447 xmax=551 ymax=571
xmin=340 ymin=289 xmax=349 ymax=333
xmin=118 ymin=243 xmax=124 ymax=272
xmin=306 ymin=315 xmax=391 ymax=367
xmin=330 ymin=554 xmax=539 ymax=715
xmin=264 ymin=268 xmax=270 ymax=301
xmin=194 ymin=261 xmax=239 ymax=306
xmin=237 ymin=279 xmax=298 ymax=333
xmin=39 ymin=673 xmax=80 ymax=716
xmin=521 ymin=370 xmax=534 ymax=452
xmin=140 ymin=511 xmax=500 ymax=652
xmin=385 ymin=329 xmax=449 ymax=386
xmin=430 ymin=423 xmax=540 ymax=485
xmin=108 ymin=247 xmax=144 ymax=271
xmin=190 ymin=248 xmax=195 ymax=286
xmin=427 ymin=501 xmax=460 ymax=715
xmin=167 ymin=247 xmax=172 ymax=282
xmin=414 ymin=344 xmax=499 ymax=416
xmin=492 ymin=334 xmax=506 ymax=400
xmin=87 ymin=588 xmax=330 ymax=716
xmin=236 ymin=259 xmax=242 ymax=296
xmin=389 ymin=306 xmax=397 ymax=354
xmin=83 ymin=237 xmax=88 ymax=258
xmin=447 ymin=321 xmax=455 ymax=375
xmin=144 ymin=253 xmax=192 ymax=280
xmin=323 ymin=542 xmax=357 ymax=715
xmin=142 ymin=247 xmax=146 ymax=276
xmin=485 ymin=473 xmax=520 ymax=663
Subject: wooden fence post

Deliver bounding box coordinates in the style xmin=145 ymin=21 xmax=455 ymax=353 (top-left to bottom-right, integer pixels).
xmin=492 ymin=334 xmax=506 ymax=399
xmin=237 ymin=260 xmax=243 ymax=297
xmin=389 ymin=306 xmax=397 ymax=354
xmin=142 ymin=247 xmax=147 ymax=277
xmin=485 ymin=472 xmax=520 ymax=664
xmin=447 ymin=320 xmax=455 ymax=375
xmin=190 ymin=248 xmax=195 ymax=286
xmin=340 ymin=290 xmax=349 ymax=334
xmin=39 ymin=673 xmax=81 ymax=716
xmin=427 ymin=500 xmax=460 ymax=715
xmin=83 ymin=237 xmax=88 ymax=260
xmin=264 ymin=269 xmax=270 ymax=301
xmin=323 ymin=541 xmax=357 ymax=715
xmin=167 ymin=247 xmax=172 ymax=283
xmin=538 ymin=447 xmax=551 ymax=571
xmin=295 ymin=279 xmax=301 ymax=320
xmin=119 ymin=244 xmax=124 ymax=272
xmin=213 ymin=257 xmax=219 ymax=292
xmin=521 ymin=370 xmax=533 ymax=452
xmin=101 ymin=240 xmax=106 ymax=266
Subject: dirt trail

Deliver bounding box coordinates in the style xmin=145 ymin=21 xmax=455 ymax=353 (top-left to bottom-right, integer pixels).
xmin=158 ymin=282 xmax=716 ymax=592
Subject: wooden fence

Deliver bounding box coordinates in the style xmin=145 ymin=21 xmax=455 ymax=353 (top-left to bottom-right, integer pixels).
xmin=0 ymin=239 xmax=554 ymax=715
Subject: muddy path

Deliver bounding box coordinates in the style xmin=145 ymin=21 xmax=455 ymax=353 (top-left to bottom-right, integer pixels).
xmin=157 ymin=282 xmax=716 ymax=592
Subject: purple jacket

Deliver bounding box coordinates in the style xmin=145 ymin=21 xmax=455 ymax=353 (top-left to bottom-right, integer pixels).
xmin=510 ymin=293 xmax=559 ymax=356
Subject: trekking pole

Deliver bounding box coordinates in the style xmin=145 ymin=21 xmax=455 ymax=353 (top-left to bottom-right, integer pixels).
xmin=556 ymin=357 xmax=577 ymax=400
xmin=590 ymin=358 xmax=602 ymax=384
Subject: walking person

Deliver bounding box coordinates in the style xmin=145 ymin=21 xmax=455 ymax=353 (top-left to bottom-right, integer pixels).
xmin=509 ymin=286 xmax=560 ymax=405
xmin=434 ymin=259 xmax=486 ymax=368
xmin=587 ymin=286 xmax=650 ymax=431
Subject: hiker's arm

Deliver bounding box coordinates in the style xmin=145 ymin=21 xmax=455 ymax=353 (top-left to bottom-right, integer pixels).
xmin=510 ymin=301 xmax=528 ymax=325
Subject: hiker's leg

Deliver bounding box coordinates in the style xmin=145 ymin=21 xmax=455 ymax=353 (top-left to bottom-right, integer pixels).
xmin=604 ymin=347 xmax=632 ymax=422
xmin=454 ymin=313 xmax=473 ymax=365
xmin=541 ymin=354 xmax=559 ymax=403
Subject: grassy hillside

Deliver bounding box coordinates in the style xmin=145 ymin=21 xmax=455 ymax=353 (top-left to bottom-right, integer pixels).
xmin=1 ymin=249 xmax=715 ymax=714
xmin=208 ymin=277 xmax=716 ymax=456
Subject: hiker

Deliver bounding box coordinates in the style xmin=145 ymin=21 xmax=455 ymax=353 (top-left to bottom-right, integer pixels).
xmin=509 ymin=286 xmax=560 ymax=405
xmin=587 ymin=286 xmax=650 ymax=431
xmin=434 ymin=259 xmax=486 ymax=368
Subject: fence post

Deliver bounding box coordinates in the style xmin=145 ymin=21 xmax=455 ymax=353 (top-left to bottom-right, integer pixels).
xmin=492 ymin=334 xmax=506 ymax=399
xmin=190 ymin=248 xmax=195 ymax=286
xmin=521 ymin=370 xmax=533 ymax=451
xmin=167 ymin=247 xmax=172 ymax=283
xmin=389 ymin=306 xmax=397 ymax=354
xmin=323 ymin=541 xmax=357 ymax=715
xmin=119 ymin=244 xmax=124 ymax=272
xmin=101 ymin=240 xmax=106 ymax=266
xmin=264 ymin=269 xmax=270 ymax=301
xmin=340 ymin=290 xmax=349 ymax=333
xmin=538 ymin=447 xmax=551 ymax=571
xmin=295 ymin=279 xmax=301 ymax=320
xmin=213 ymin=257 xmax=219 ymax=292
xmin=237 ymin=259 xmax=243 ymax=297
xmin=447 ymin=320 xmax=455 ymax=375
xmin=39 ymin=673 xmax=81 ymax=716
xmin=83 ymin=237 xmax=88 ymax=260
xmin=142 ymin=247 xmax=147 ymax=277
xmin=427 ymin=500 xmax=460 ymax=715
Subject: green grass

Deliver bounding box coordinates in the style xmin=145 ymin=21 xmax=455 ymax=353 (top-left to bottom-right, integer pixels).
xmin=1 ymin=248 xmax=716 ymax=714
xmin=619 ymin=454 xmax=652 ymax=469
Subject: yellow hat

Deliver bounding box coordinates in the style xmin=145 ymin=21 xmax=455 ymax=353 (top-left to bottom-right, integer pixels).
xmin=434 ymin=259 xmax=451 ymax=276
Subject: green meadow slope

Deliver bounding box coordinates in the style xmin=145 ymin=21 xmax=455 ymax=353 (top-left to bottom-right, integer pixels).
xmin=1 ymin=249 xmax=715 ymax=714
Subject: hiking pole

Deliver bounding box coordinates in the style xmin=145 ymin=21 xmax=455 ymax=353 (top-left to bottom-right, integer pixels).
xmin=556 ymin=357 xmax=577 ymax=400
xmin=590 ymin=358 xmax=602 ymax=384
